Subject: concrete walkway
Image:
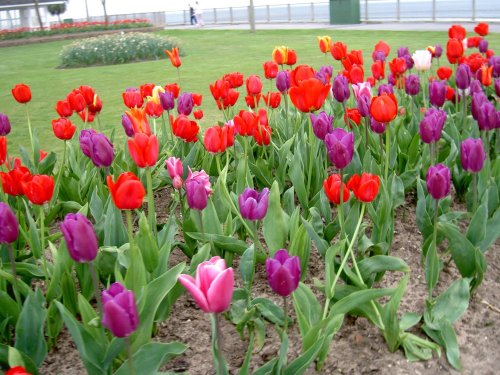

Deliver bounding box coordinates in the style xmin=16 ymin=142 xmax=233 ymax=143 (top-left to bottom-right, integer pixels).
xmin=166 ymin=21 xmax=500 ymax=33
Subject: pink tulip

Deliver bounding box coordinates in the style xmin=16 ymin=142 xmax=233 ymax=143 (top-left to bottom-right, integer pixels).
xmin=178 ymin=256 xmax=234 ymax=313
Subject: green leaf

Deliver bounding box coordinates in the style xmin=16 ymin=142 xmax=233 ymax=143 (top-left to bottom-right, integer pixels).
xmin=239 ymin=245 xmax=255 ymax=289
xmin=478 ymin=208 xmax=500 ymax=252
xmin=390 ymin=174 xmax=405 ymax=208
xmin=325 ymin=241 xmax=346 ymax=300
xmin=301 ymin=217 xmax=329 ymax=257
xmin=425 ymin=278 xmax=470 ymax=328
xmin=0 ymin=291 xmax=20 ymax=323
xmin=54 ymin=301 xmax=106 ymax=375
xmin=358 ymin=256 xmax=410 ymax=281
xmin=103 ymin=199 xmax=127 ymax=247
xmin=288 ymin=224 xmax=310 ymax=280
xmin=425 ymin=242 xmax=441 ymax=296
xmin=115 ymin=342 xmax=187 ymax=375
xmin=251 ymin=297 xmax=284 ymax=325
xmin=438 ymin=319 xmax=461 ymax=370
xmin=253 ymin=358 xmax=278 ymax=375
xmin=190 ymin=243 xmax=211 ymax=271
xmin=15 ymin=289 xmax=47 ymax=367
xmin=382 ymin=275 xmax=409 ymax=352
xmin=0 ymin=344 xmax=39 ymax=375
xmin=288 ymin=152 xmax=308 ymax=209
xmin=285 ymin=337 xmax=324 ymax=375
xmin=292 ymin=282 xmax=322 ymax=339
xmin=438 ymin=222 xmax=476 ymax=277
xmin=276 ymin=332 xmax=288 ymax=374
xmin=466 ymin=203 xmax=487 ymax=246
xmin=262 ymin=181 xmax=289 ymax=255
xmin=186 ymin=233 xmax=249 ymax=256
xmin=137 ymin=213 xmax=159 ymax=273
xmin=330 ymin=288 xmax=395 ymax=316
xmin=77 ymin=294 xmax=103 ymax=342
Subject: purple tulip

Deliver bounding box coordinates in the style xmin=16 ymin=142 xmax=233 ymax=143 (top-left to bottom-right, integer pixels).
xmin=470 ymin=80 xmax=483 ymax=95
xmin=397 ymin=47 xmax=410 ymax=58
xmin=159 ymin=90 xmax=175 ymax=111
xmin=456 ymin=64 xmax=472 ymax=90
xmin=477 ymin=101 xmax=497 ymax=131
xmin=378 ymin=83 xmax=394 ymax=95
xmin=461 ymin=138 xmax=486 ymax=173
xmin=426 ymin=164 xmax=451 ymax=200
xmin=0 ymin=202 xmax=19 ymax=244
xmin=178 ymin=256 xmax=234 ymax=313
xmin=372 ymin=50 xmax=386 ymax=62
xmin=434 ymin=44 xmax=443 ymax=58
xmin=177 ymin=92 xmax=193 ymax=116
xmin=494 ymin=79 xmax=500 ymax=97
xmin=60 ymin=213 xmax=98 ymax=263
xmin=121 ymin=114 xmax=134 ymax=137
xmin=310 ymin=111 xmax=334 ymax=140
xmin=238 ymin=187 xmax=270 ymax=221
xmin=185 ymin=168 xmax=211 ymax=211
xmin=80 ymin=130 xmax=115 ymax=168
xmin=324 ymin=128 xmax=354 ymax=169
xmin=320 ymin=65 xmax=333 ymax=79
xmin=102 ymin=282 xmax=139 ymax=338
xmin=357 ymin=94 xmax=371 ymax=117
xmin=419 ymin=108 xmax=447 ymax=144
xmin=332 ymin=75 xmax=350 ymax=103
xmin=276 ymin=70 xmax=290 ymax=93
xmin=471 ymin=92 xmax=488 ymax=120
xmin=266 ymin=249 xmax=301 ymax=297
xmin=315 ymin=71 xmax=329 ymax=85
xmin=387 ymin=74 xmax=397 ymax=86
xmin=370 ymin=117 xmax=386 ymax=134
xmin=478 ymin=39 xmax=488 ymax=54
xmin=405 ymin=74 xmax=420 ymax=96
xmin=429 ymin=80 xmax=447 ymax=107
xmin=0 ymin=113 xmax=11 ymax=136
xmin=490 ymin=56 xmax=500 ymax=78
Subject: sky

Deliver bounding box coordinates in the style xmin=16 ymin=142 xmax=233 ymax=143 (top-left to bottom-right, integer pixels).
xmin=60 ymin=0 xmax=315 ymax=20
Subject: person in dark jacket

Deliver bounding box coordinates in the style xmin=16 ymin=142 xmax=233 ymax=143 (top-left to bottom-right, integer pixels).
xmin=189 ymin=4 xmax=197 ymax=25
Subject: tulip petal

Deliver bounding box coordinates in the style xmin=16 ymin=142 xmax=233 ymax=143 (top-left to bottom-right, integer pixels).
xmin=206 ymin=268 xmax=234 ymax=313
xmin=102 ymin=300 xmax=134 ymax=337
xmin=178 ymin=274 xmax=210 ymax=312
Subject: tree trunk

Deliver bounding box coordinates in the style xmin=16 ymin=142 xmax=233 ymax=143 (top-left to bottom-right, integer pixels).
xmin=249 ymin=0 xmax=255 ymax=33
xmin=33 ymin=0 xmax=45 ymax=30
xmin=101 ymin=0 xmax=108 ymax=25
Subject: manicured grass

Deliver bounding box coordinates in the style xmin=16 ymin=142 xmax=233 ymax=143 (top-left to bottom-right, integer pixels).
xmin=0 ymin=28 xmax=498 ymax=155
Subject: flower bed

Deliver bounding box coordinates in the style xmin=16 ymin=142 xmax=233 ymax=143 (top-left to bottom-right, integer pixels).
xmin=0 ymin=22 xmax=499 ymax=375
xmin=0 ymin=19 xmax=152 ymax=41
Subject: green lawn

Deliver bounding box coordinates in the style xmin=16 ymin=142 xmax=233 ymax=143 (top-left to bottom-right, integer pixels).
xmin=0 ymin=28 xmax=498 ymax=155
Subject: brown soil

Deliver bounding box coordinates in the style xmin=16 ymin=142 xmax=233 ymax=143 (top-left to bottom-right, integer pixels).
xmin=39 ymin=198 xmax=500 ymax=375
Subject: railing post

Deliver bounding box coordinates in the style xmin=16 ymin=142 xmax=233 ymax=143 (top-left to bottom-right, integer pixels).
xmin=214 ymin=8 xmax=217 ymax=24
xmin=267 ymin=5 xmax=270 ymax=23
xmin=396 ymin=0 xmax=400 ymax=21
xmin=288 ymin=3 xmax=291 ymax=22
xmin=432 ymin=0 xmax=436 ymax=21
xmin=365 ymin=0 xmax=368 ymax=22
xmin=311 ymin=2 xmax=314 ymax=22
xmin=230 ymin=7 xmax=233 ymax=23
xmin=472 ymin=0 xmax=476 ymax=21
xmin=183 ymin=9 xmax=186 ymax=24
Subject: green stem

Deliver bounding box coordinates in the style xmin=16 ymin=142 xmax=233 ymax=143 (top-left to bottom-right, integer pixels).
xmin=243 ymin=136 xmax=249 ymax=185
xmin=25 ymin=104 xmax=35 ymax=159
xmin=454 ymin=63 xmax=459 ymax=115
xmin=284 ymin=93 xmax=289 ymax=140
xmin=342 ymin=102 xmax=349 ymax=128
xmin=306 ymin=114 xmax=315 ymax=199
xmin=198 ymin=209 xmax=204 ymax=235
xmin=364 ymin=116 xmax=369 ymax=149
xmin=177 ymin=67 xmax=181 ymax=88
xmin=283 ymin=295 xmax=288 ymax=334
xmin=338 ymin=170 xmax=345 ymax=241
xmin=38 ymin=205 xmax=50 ymax=280
xmin=322 ymin=204 xmax=366 ymax=319
xmin=126 ymin=210 xmax=135 ymax=292
xmin=211 ymin=313 xmax=227 ymax=375
xmin=52 ymin=140 xmax=67 ymax=207
xmin=472 ymin=172 xmax=477 ymax=213
xmin=126 ymin=336 xmax=136 ymax=375
xmin=84 ymin=107 xmax=89 ymax=129
xmin=146 ymin=168 xmax=156 ymax=235
xmin=461 ymin=92 xmax=467 ymax=136
xmin=384 ymin=125 xmax=390 ymax=182
xmin=431 ymin=198 xmax=439 ymax=299
xmin=7 ymin=243 xmax=22 ymax=307
xmin=430 ymin=142 xmax=435 ymax=166
xmin=215 ymin=154 xmax=222 ymax=176
xmin=88 ymin=262 xmax=102 ymax=319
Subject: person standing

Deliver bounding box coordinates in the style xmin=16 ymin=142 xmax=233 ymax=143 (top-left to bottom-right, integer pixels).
xmin=189 ymin=4 xmax=197 ymax=25
xmin=195 ymin=1 xmax=204 ymax=27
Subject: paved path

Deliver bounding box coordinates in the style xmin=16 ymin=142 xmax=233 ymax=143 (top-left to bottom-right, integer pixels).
xmin=166 ymin=21 xmax=500 ymax=33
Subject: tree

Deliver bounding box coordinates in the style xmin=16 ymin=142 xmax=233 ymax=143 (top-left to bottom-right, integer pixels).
xmin=48 ymin=2 xmax=67 ymax=23
xmin=101 ymin=0 xmax=108 ymax=25
xmin=33 ymin=0 xmax=45 ymax=30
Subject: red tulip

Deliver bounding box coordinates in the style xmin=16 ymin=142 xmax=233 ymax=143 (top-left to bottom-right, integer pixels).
xmin=389 ymin=57 xmax=407 ymax=78
xmin=246 ymin=75 xmax=263 ymax=96
xmin=224 ymin=72 xmax=244 ymax=88
xmin=192 ymin=93 xmax=203 ymax=106
xmin=245 ymin=94 xmax=261 ymax=109
xmin=122 ymin=89 xmax=144 ymax=109
xmin=290 ymin=64 xmax=316 ymax=86
xmin=21 ymin=174 xmax=54 ymax=205
xmin=0 ymin=137 xmax=6 ymax=165
xmin=55 ymin=99 xmax=73 ymax=117
xmin=11 ymin=84 xmax=31 ymax=104
xmin=323 ymin=174 xmax=350 ymax=205
xmin=52 ymin=118 xmax=76 ymax=140
xmin=289 ymin=78 xmax=331 ymax=113
xmin=77 ymin=109 xmax=95 ymax=123
xmin=437 ymin=66 xmax=453 ymax=80
xmin=145 ymin=100 xmax=163 ymax=118
xmin=448 ymin=24 xmax=466 ymax=41
xmin=330 ymin=42 xmax=347 ymax=61
xmin=348 ymin=64 xmax=364 ymax=84
xmin=373 ymin=40 xmax=390 ymax=58
xmin=263 ymin=61 xmax=279 ymax=79
xmin=272 ymin=46 xmax=288 ymax=65
xmin=193 ymin=109 xmax=204 ymax=119
xmin=1 ymin=165 xmax=31 ymax=196
xmin=107 ymin=172 xmax=145 ymax=210
xmin=371 ymin=60 xmax=385 ymax=81
xmin=467 ymin=36 xmax=482 ymax=49
xmin=347 ymin=173 xmax=380 ymax=202
xmin=125 ymin=107 xmax=151 ymax=135
xmin=234 ymin=110 xmax=258 ymax=136
xmin=347 ymin=50 xmax=363 ymax=66
xmin=170 ymin=114 xmax=199 ymax=142
xmin=128 ymin=133 xmax=159 ymax=168
xmin=164 ymin=83 xmax=180 ymax=98
xmin=253 ymin=109 xmax=272 ymax=146
xmin=67 ymin=89 xmax=86 ymax=112
xmin=479 ymin=65 xmax=493 ymax=86
xmin=78 ymin=85 xmax=95 ymax=106
xmin=286 ymin=49 xmax=297 ymax=66
xmin=6 ymin=366 xmax=32 ymax=375
xmin=165 ymin=47 xmax=182 ymax=68
xmin=474 ymin=22 xmax=489 ymax=36
xmin=370 ymin=93 xmax=398 ymax=123
xmin=345 ymin=108 xmax=362 ymax=127
xmin=140 ymin=83 xmax=155 ymax=99
xmin=263 ymin=92 xmax=281 ymax=109
xmin=204 ymin=124 xmax=235 ymax=153
xmin=446 ymin=38 xmax=464 ymax=64
xmin=318 ymin=36 xmax=332 ymax=54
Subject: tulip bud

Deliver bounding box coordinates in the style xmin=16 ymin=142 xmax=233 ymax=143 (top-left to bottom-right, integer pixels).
xmin=378 ymin=84 xmax=394 ymax=95
xmin=310 ymin=112 xmax=334 ymax=140
xmin=178 ymin=256 xmax=234 ymax=313
xmin=177 ymin=92 xmax=194 ymax=116
xmin=477 ymin=101 xmax=497 ymax=131
xmin=456 ymin=64 xmax=472 ymax=90
xmin=490 ymin=56 xmax=500 ymax=78
xmin=494 ymin=79 xmax=500 ymax=97
xmin=434 ymin=44 xmax=443 ymax=58
xmin=102 ymin=282 xmax=139 ymax=338
xmin=238 ymin=188 xmax=270 ymax=221
xmin=0 ymin=113 xmax=11 ymax=136
xmin=159 ymin=90 xmax=175 ymax=111
xmin=79 ymin=130 xmax=115 ymax=168
xmin=470 ymin=80 xmax=483 ymax=95
xmin=323 ymin=174 xmax=350 ymax=205
xmin=461 ymin=138 xmax=486 ymax=173
xmin=478 ymin=39 xmax=488 ymax=53
xmin=185 ymin=168 xmax=211 ymax=211
xmin=265 ymin=249 xmax=301 ymax=297
xmin=11 ymin=84 xmax=31 ymax=104
xmin=370 ymin=117 xmax=387 ymax=134
xmin=419 ymin=108 xmax=447 ymax=144
xmin=332 ymin=75 xmax=350 ymax=103
xmin=0 ymin=202 xmax=19 ymax=244
xmin=60 ymin=213 xmax=98 ymax=263
xmin=275 ymin=70 xmax=290 ymax=93
xmin=5 ymin=366 xmax=31 ymax=375
xmin=429 ymin=80 xmax=447 ymax=107
xmin=346 ymin=173 xmax=381 ymax=203
xmin=426 ymin=164 xmax=451 ymax=200
xmin=405 ymin=74 xmax=420 ymax=96
xmin=165 ymin=157 xmax=183 ymax=189
xmin=324 ymin=128 xmax=354 ymax=169
xmin=412 ymin=50 xmax=432 ymax=71
xmin=121 ymin=114 xmax=135 ymax=137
